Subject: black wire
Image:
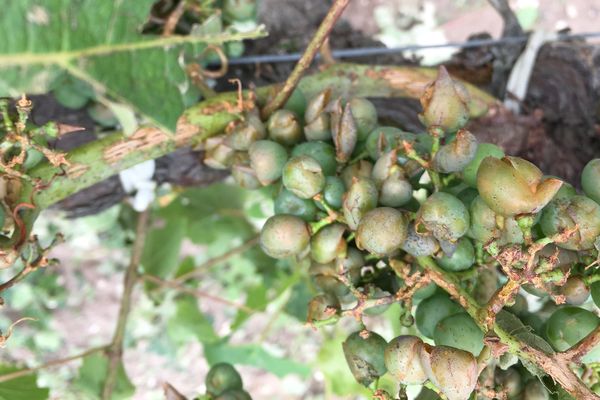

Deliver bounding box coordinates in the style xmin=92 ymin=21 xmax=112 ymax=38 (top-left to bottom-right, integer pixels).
xmin=208 ymin=31 xmax=600 ymax=67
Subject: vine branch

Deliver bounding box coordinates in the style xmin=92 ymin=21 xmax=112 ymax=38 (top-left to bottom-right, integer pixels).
xmin=416 ymin=256 xmax=599 ymax=400
xmin=260 ymin=0 xmax=350 ymax=118
xmin=101 ymin=209 xmax=150 ymax=400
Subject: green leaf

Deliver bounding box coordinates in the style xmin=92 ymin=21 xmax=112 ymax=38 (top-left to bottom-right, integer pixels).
xmin=204 ymin=341 xmax=310 ymax=378
xmin=284 ymin=282 xmax=313 ymax=322
xmin=231 ymin=284 xmax=268 ymax=330
xmin=167 ymin=296 xmax=219 ymax=345
xmin=0 ymin=365 xmax=49 ymax=400
xmin=73 ymin=353 xmax=134 ymax=400
xmin=141 ymin=216 xmax=186 ymax=280
xmin=0 ymin=1 xmax=266 ymax=130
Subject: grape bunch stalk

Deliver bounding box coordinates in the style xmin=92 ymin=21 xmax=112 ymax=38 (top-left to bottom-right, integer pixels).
xmin=202 ymin=65 xmax=600 ymax=399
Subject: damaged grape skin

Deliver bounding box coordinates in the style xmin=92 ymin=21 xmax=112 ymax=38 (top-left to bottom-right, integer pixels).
xmin=342 ymin=331 xmax=387 ymax=387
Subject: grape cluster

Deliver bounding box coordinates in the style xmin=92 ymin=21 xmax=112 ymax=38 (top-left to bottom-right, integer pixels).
xmin=203 ymin=66 xmax=600 ymax=399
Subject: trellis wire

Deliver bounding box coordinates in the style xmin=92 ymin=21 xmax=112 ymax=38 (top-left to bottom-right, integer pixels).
xmin=208 ymin=31 xmax=600 ymax=67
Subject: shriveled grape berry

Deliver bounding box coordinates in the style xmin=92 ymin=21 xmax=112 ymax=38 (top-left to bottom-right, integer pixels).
xmin=206 ymin=363 xmax=243 ymax=396
xmin=384 ymin=335 xmax=427 ymax=384
xmin=259 ymin=215 xmax=310 ymax=259
xmin=331 ymin=101 xmax=358 ymax=163
xmin=432 ymin=129 xmax=477 ymax=173
xmin=401 ymin=223 xmax=439 ymax=257
xmin=231 ymin=153 xmax=261 ymax=190
xmin=416 ymin=192 xmax=470 ymax=242
xmin=342 ymin=331 xmax=387 ymax=386
xmin=310 ymin=223 xmax=347 ymax=264
xmin=307 ymin=293 xmax=340 ymax=322
xmin=248 ymin=140 xmax=288 ymax=186
xmin=341 ymin=160 xmax=373 ymax=189
xmin=356 ymin=207 xmax=408 ymax=257
xmin=304 ymin=89 xmax=332 ymax=141
xmin=226 ymin=114 xmax=266 ymax=150
xmin=366 ymin=127 xmax=415 ymax=160
xmin=267 ymin=109 xmax=303 ymax=146
xmin=282 ymin=155 xmax=325 ymax=199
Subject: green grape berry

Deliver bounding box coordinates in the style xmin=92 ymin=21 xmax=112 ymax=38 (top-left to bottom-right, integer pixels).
xmin=348 ymin=97 xmax=378 ymax=141
xmin=318 ymin=176 xmax=345 ymax=210
xmin=438 ymin=237 xmax=475 ymax=272
xmin=267 ymin=109 xmax=303 ymax=146
xmin=214 ymin=389 xmax=253 ymax=400
xmin=416 ymin=192 xmax=470 ymax=243
xmin=260 ymin=215 xmax=310 ymax=259
xmin=582 ymin=158 xmax=600 ymax=204
xmin=523 ymin=380 xmax=549 ymax=400
xmin=415 ymin=292 xmax=462 ymax=339
xmin=226 ymin=114 xmax=266 ymax=150
xmin=310 ymin=223 xmax=347 ymax=264
xmin=356 ymin=207 xmax=408 ymax=256
xmin=366 ymin=126 xmax=415 ymax=161
xmin=342 ymin=177 xmax=378 ymax=230
xmin=384 ymin=335 xmax=427 ymax=384
xmin=461 ymin=143 xmax=504 ymax=187
xmin=206 ymin=363 xmax=243 ymax=396
xmin=342 ymin=331 xmax=387 ymax=386
xmin=248 ymin=140 xmax=288 ymax=185
xmin=546 ymin=306 xmax=600 ymax=362
xmin=495 ymin=367 xmax=523 ymax=399
xmin=23 ymin=148 xmax=45 ymax=170
xmin=282 ymin=155 xmax=325 ymax=199
xmin=291 ymin=141 xmax=337 ymax=175
xmin=274 ymin=189 xmax=317 ymax=222
xmin=223 ymin=0 xmax=257 ymax=22
xmin=379 ymin=174 xmax=413 ymax=207
xmin=433 ymin=312 xmax=484 ymax=356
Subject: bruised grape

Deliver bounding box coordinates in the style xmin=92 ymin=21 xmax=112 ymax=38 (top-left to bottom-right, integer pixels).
xmin=401 ymin=223 xmax=439 ymax=257
xmin=438 ymin=237 xmax=475 ymax=272
xmin=206 ymin=363 xmax=243 ymax=396
xmin=342 ymin=177 xmax=378 ymax=230
xmin=559 ymin=276 xmax=590 ymax=305
xmin=356 ymin=207 xmax=408 ymax=256
xmin=310 ymin=223 xmax=347 ymax=264
xmin=291 ymin=141 xmax=337 ymax=176
xmin=307 ymin=293 xmax=340 ymax=322
xmin=384 ymin=335 xmax=427 ymax=384
xmin=419 ymin=344 xmax=478 ymax=400
xmin=540 ymin=195 xmax=600 ymax=250
xmin=415 ymin=292 xmax=462 ymax=338
xmin=432 ymin=130 xmax=477 ymax=173
xmin=433 ymin=312 xmax=484 ymax=356
xmin=419 ymin=66 xmax=470 ymax=133
xmin=248 ymin=140 xmax=288 ymax=185
xmin=282 ymin=155 xmax=325 ymax=199
xmin=274 ymin=189 xmax=317 ymax=222
xmin=477 ymin=156 xmax=562 ymax=216
xmin=260 ymin=215 xmax=310 ymax=259
xmin=342 ymin=331 xmax=387 ymax=386
xmin=416 ymin=192 xmax=470 ymax=242
xmin=267 ymin=109 xmax=303 ymax=146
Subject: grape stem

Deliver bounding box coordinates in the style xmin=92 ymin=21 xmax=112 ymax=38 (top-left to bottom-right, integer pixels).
xmin=260 ymin=0 xmax=351 ymax=119
xmin=416 ymin=256 xmax=600 ymax=400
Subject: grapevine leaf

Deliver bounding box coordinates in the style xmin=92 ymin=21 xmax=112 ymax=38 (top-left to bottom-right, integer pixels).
xmin=141 ymin=216 xmax=186 ymax=287
xmin=167 ymin=296 xmax=219 ymax=345
xmin=0 ymin=0 xmax=266 ymax=130
xmin=204 ymin=341 xmax=311 ymax=378
xmin=0 ymin=365 xmax=49 ymax=400
xmin=72 ymin=353 xmax=134 ymax=400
